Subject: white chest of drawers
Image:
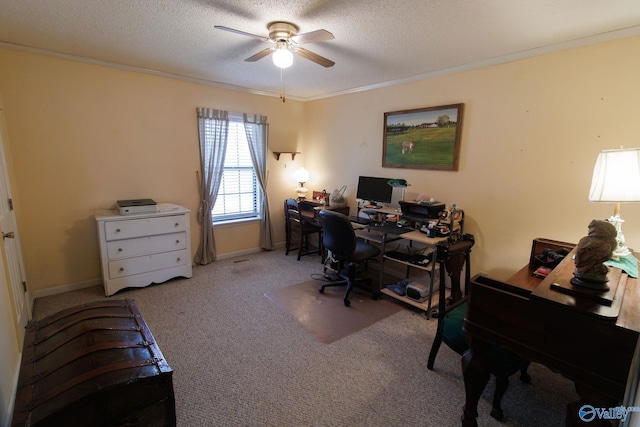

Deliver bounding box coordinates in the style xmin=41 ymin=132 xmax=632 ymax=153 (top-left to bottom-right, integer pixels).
xmin=95 ymin=204 xmax=192 ymax=296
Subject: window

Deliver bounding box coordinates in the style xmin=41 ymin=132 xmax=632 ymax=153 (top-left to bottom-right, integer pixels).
xmin=211 ymin=118 xmax=261 ymax=222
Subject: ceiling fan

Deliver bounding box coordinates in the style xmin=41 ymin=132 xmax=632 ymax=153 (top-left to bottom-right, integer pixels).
xmin=214 ymin=21 xmax=335 ymax=68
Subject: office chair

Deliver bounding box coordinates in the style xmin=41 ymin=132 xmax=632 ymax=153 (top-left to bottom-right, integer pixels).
xmin=426 ymin=233 xmax=530 ymax=422
xmin=284 ymin=198 xmax=323 ymax=262
xmin=318 ymin=210 xmax=381 ymax=307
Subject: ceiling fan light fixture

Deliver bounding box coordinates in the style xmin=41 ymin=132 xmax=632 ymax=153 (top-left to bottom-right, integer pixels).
xmin=215 ymin=21 xmax=335 ymax=69
xmin=272 ymin=46 xmax=293 ymax=69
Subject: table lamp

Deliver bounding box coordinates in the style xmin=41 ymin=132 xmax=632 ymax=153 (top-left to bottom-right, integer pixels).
xmin=295 ymin=167 xmax=310 ymax=201
xmin=588 ymin=147 xmax=640 ymax=259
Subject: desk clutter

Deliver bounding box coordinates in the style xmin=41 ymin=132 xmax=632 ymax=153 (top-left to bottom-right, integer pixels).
xmin=354 ymin=200 xmax=464 ymax=237
xmin=533 ymin=247 xmax=570 ymax=277
xmin=385 ymin=275 xmax=440 ymax=303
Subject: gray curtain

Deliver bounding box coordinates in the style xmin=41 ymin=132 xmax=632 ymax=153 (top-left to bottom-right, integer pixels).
xmin=195 ymin=108 xmax=229 ymax=265
xmin=244 ymin=114 xmax=273 ymax=250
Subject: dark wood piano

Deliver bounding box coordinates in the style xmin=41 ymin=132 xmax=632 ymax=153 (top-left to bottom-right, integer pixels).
xmin=462 ymin=240 xmax=640 ymax=426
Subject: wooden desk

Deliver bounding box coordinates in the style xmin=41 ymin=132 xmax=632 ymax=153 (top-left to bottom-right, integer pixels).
xmin=298 ymin=200 xmax=349 ymax=224
xmin=462 ymin=249 xmax=640 ymax=426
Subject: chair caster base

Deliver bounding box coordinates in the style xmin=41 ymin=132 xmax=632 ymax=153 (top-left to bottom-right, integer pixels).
xmin=343 ymin=299 xmax=351 ymax=307
xmin=318 ymin=286 xmax=325 ymax=293
xmin=490 ymin=408 xmax=504 ymax=422
xmin=461 ymin=414 xmax=478 ymax=427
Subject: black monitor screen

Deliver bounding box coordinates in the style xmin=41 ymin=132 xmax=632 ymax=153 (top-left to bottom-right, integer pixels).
xmin=356 ymin=176 xmax=393 ymax=204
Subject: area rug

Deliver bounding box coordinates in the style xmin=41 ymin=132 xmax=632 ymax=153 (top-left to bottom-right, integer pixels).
xmin=265 ymin=279 xmax=402 ymax=344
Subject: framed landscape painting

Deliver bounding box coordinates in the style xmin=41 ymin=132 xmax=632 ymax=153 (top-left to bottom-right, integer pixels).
xmin=382 ymin=103 xmax=464 ymax=170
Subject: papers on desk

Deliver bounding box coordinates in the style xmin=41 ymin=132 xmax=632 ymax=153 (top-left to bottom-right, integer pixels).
xmin=533 ymin=266 xmax=551 ymax=278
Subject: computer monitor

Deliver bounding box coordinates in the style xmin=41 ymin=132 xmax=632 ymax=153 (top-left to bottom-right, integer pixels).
xmin=356 ymin=176 xmax=393 ymax=205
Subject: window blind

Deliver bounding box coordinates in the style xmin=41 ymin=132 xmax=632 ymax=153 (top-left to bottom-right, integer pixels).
xmin=212 ymin=119 xmax=260 ymax=221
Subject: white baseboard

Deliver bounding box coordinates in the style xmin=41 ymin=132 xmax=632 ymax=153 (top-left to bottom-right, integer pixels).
xmin=31 ymin=278 xmax=103 ymax=300
xmin=214 ymin=243 xmax=285 ymax=261
xmin=31 ymin=243 xmax=286 ymax=299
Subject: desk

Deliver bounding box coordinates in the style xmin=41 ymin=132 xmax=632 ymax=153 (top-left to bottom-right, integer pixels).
xmin=462 ymin=249 xmax=640 ymax=426
xmin=298 ymin=200 xmax=349 ymax=224
xmin=351 ymin=221 xmax=449 ymax=316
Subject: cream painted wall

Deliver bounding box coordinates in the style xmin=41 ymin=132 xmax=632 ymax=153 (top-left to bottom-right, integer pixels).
xmin=303 ymin=36 xmax=640 ymax=280
xmin=0 ymin=37 xmax=638 ymax=291
xmin=0 ymin=48 xmax=307 ymax=293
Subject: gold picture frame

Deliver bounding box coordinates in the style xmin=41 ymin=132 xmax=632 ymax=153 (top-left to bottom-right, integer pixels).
xmin=382 ymin=103 xmax=464 ymax=171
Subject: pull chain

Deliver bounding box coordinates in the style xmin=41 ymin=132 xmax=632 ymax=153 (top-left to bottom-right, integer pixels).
xmin=280 ymin=68 xmax=286 ymax=103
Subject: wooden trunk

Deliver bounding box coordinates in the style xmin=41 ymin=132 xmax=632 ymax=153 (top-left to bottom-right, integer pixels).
xmin=12 ymin=299 xmax=175 ymax=427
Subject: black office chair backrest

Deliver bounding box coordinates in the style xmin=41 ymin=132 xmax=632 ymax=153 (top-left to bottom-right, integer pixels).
xmin=319 ymin=210 xmax=356 ymax=260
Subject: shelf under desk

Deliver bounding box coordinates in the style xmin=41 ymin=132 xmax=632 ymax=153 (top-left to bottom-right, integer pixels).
xmin=351 ymin=221 xmax=450 ymax=317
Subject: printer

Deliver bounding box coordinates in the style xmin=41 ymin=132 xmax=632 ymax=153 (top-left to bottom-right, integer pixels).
xmin=398 ymin=200 xmax=445 ymax=225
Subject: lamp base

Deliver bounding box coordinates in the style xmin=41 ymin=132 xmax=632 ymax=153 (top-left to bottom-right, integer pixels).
xmin=296 ymin=185 xmax=308 ymax=201
xmin=607 ymin=214 xmax=631 ymax=260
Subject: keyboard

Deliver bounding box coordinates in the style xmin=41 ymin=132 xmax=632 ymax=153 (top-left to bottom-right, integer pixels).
xmin=348 ymin=215 xmax=370 ymax=225
xmin=369 ymin=223 xmax=413 ymax=235
xmin=385 ymin=250 xmax=432 ymax=266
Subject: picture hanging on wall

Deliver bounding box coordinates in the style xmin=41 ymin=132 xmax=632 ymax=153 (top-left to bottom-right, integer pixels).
xmin=382 ymin=103 xmax=464 ymax=171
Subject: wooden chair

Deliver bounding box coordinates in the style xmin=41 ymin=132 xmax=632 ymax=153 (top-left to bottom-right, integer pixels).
xmin=284 ymin=198 xmax=323 ymax=261
xmin=426 ymin=233 xmax=530 ymax=422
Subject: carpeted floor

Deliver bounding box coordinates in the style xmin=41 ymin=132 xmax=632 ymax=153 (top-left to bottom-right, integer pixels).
xmin=265 ymin=279 xmax=401 ymax=343
xmin=32 ymin=248 xmax=578 ymax=426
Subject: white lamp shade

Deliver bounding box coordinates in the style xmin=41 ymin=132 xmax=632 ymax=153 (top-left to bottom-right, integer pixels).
xmin=589 ymin=148 xmax=640 ymax=202
xmin=294 ymin=167 xmax=309 ymax=183
xmin=272 ymin=48 xmax=293 ymax=69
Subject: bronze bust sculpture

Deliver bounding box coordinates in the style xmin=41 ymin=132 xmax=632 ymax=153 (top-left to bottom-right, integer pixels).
xmin=571 ymin=219 xmax=617 ymax=290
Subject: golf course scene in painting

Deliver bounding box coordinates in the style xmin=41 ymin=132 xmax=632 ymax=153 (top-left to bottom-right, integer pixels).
xmin=382 ymin=103 xmax=464 ymax=170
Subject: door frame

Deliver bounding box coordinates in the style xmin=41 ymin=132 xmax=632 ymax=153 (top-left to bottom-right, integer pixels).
xmin=0 ymin=109 xmax=30 ymax=345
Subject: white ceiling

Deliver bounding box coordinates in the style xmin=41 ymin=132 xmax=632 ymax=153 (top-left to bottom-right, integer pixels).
xmin=1 ymin=0 xmax=639 ymax=101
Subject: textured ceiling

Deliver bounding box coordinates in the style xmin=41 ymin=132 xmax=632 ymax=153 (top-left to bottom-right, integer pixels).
xmin=1 ymin=0 xmax=639 ymax=101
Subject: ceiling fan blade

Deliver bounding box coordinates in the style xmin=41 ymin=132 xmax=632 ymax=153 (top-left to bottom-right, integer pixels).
xmin=292 ymin=47 xmax=335 ymax=67
xmin=245 ymin=48 xmax=275 ymax=62
xmin=214 ymin=25 xmax=270 ymax=42
xmin=290 ymin=29 xmax=334 ymax=45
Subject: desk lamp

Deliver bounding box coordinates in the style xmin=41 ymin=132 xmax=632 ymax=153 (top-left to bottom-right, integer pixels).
xmin=294 ymin=167 xmax=310 ymax=201
xmin=588 ymin=147 xmax=640 ymax=259
xmin=387 ymin=178 xmax=410 ymax=202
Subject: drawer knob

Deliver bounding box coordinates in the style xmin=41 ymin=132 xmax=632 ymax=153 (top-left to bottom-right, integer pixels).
xmin=174 ymin=223 xmax=179 ymax=227
xmin=176 ymin=240 xmax=180 ymax=244
xmin=116 ymin=228 xmax=121 ymax=233
xmin=118 ymin=248 xmax=123 ymax=252
xmin=119 ymin=267 xmax=124 ymax=272
xmin=177 ymin=257 xmax=181 ymax=262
